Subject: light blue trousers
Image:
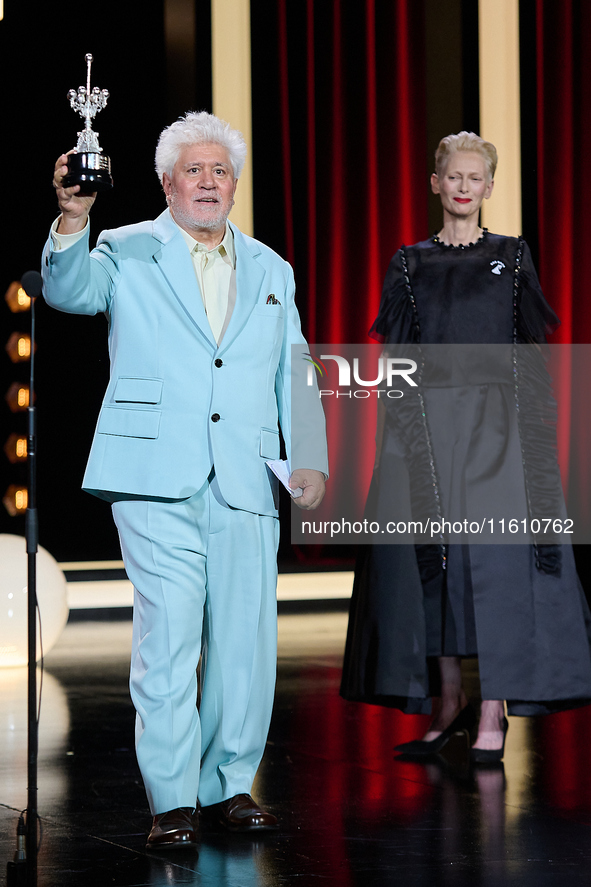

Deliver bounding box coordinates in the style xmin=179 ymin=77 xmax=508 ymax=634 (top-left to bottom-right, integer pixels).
xmin=112 ymin=482 xmax=279 ymax=814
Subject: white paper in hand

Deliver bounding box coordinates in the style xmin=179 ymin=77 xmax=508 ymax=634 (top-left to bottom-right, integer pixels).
xmin=265 ymin=459 xmax=303 ymax=498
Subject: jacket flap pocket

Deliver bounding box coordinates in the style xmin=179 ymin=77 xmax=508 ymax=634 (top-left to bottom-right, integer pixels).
xmin=252 ymin=305 xmax=284 ymax=318
xmin=260 ymin=427 xmax=280 ymax=459
xmin=113 ymin=377 xmax=163 ymax=404
xmin=98 ymin=407 xmax=161 ymax=439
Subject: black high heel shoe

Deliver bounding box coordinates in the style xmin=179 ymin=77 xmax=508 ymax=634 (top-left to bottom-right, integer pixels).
xmin=470 ymin=717 xmax=509 ymax=764
xmin=394 ymin=704 xmax=476 ymax=756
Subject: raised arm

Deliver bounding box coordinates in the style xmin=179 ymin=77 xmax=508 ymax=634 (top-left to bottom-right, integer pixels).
xmin=43 ymin=153 xmax=113 ymax=316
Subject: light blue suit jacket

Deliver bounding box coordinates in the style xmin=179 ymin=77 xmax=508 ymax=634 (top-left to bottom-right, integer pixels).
xmin=42 ymin=209 xmax=327 ymax=516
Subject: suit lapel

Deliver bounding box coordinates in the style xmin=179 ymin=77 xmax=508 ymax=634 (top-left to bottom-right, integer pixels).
xmin=151 ymin=210 xmax=217 ymax=349
xmin=218 ymin=222 xmax=266 ymax=355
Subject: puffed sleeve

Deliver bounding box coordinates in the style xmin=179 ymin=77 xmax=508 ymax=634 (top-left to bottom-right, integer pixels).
xmin=370 ymin=249 xmax=417 ymax=344
xmin=516 ymin=241 xmax=560 ymax=343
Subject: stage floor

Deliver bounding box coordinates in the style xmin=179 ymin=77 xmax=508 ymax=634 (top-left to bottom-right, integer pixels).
xmin=2 ymin=613 xmax=591 ymax=886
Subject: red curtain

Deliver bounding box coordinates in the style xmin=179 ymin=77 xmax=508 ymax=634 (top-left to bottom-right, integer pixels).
xmin=272 ymin=0 xmax=429 ymax=346
xmin=535 ymin=0 xmax=591 ymax=344
xmin=533 ymin=0 xmax=591 ymax=524
xmin=250 ymin=0 xmax=430 ymax=555
xmin=252 ymin=1 xmax=591 ymax=551
xmin=533 ymin=0 xmax=591 ymax=802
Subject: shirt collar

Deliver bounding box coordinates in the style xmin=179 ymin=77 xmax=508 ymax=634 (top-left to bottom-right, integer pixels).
xmin=173 ymin=218 xmax=235 ymax=268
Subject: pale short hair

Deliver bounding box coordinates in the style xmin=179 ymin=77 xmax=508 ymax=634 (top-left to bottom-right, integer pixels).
xmin=155 ymin=111 xmax=247 ymax=182
xmin=434 ymin=131 xmax=498 ymax=181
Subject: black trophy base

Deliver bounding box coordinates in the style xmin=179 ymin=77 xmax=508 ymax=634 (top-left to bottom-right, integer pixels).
xmin=62 ymin=151 xmax=113 ymax=192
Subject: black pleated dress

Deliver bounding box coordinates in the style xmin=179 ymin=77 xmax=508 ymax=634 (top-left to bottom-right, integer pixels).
xmin=340 ymin=232 xmax=591 ymax=716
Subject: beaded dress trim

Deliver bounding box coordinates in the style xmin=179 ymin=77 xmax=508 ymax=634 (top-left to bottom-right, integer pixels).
xmin=432 ymin=228 xmax=488 ymax=250
xmin=399 ymin=245 xmax=447 ymax=574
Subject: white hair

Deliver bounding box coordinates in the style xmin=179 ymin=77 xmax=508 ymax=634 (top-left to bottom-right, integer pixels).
xmin=155 ymin=111 xmax=247 ymax=182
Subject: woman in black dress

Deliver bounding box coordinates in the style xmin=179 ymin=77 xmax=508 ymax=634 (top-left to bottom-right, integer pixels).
xmin=340 ymin=132 xmax=591 ymax=761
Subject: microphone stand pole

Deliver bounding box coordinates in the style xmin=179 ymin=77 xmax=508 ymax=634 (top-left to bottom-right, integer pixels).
xmin=5 ymin=275 xmax=41 ymax=887
xmin=26 ymin=290 xmax=39 ymax=887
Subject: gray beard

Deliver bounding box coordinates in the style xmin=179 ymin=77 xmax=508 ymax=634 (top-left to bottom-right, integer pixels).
xmin=170 ymin=196 xmax=231 ymax=233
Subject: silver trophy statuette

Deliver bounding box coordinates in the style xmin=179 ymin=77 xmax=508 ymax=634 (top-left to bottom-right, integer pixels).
xmin=62 ymin=53 xmax=113 ymax=192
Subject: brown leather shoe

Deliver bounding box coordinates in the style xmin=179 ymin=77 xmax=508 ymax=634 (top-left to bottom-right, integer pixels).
xmin=146 ymin=806 xmax=198 ymax=850
xmin=201 ymin=793 xmax=278 ymax=832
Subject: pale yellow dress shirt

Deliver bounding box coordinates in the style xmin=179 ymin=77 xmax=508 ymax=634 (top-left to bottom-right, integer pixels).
xmin=174 ymin=220 xmax=236 ymax=345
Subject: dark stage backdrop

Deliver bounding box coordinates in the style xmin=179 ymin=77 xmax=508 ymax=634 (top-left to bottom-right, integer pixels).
xmin=0 ymin=1 xmax=178 ymax=559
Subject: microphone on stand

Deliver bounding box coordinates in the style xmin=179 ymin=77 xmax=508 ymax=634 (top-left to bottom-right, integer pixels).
xmin=20 ymin=271 xmax=43 ymax=299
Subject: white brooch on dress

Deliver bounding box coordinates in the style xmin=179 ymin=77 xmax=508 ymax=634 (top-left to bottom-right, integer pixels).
xmin=490 ymin=261 xmax=506 ymax=276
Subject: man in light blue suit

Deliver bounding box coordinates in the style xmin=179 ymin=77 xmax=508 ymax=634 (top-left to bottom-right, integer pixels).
xmin=43 ymin=112 xmax=328 ymax=850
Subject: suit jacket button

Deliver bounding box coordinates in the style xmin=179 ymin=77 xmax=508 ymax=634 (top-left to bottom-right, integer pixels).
xmin=214 ymin=358 xmax=223 ymax=368
xmin=211 ymin=413 xmax=221 ymax=422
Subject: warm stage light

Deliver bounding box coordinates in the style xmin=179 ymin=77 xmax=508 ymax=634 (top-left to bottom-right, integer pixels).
xmin=3 ymin=434 xmax=27 ymax=464
xmin=5 ymin=332 xmax=34 ymax=363
xmin=3 ymin=486 xmax=28 ymax=517
xmin=4 ymin=281 xmax=32 ymax=313
xmin=5 ymin=383 xmax=31 ymax=412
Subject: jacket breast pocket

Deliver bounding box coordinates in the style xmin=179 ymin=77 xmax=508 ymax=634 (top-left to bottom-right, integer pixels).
xmin=250 ymin=306 xmax=284 ymax=345
xmin=252 ymin=305 xmax=285 ymax=332
xmin=260 ymin=427 xmax=280 ymax=459
xmin=113 ymin=377 xmax=163 ymax=404
xmin=253 ymin=305 xmax=285 ymax=318
xmin=98 ymin=407 xmax=161 ymax=439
